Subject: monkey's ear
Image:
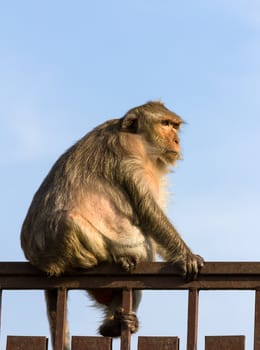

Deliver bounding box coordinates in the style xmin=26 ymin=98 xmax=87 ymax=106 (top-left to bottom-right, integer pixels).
xmin=121 ymin=113 xmax=139 ymax=133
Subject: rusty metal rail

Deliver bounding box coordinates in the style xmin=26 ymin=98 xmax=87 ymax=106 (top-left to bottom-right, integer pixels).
xmin=1 ymin=261 xmax=260 ymax=349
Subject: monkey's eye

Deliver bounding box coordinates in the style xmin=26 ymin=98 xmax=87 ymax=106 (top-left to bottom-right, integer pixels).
xmin=161 ymin=120 xmax=171 ymax=126
xmin=161 ymin=120 xmax=180 ymax=129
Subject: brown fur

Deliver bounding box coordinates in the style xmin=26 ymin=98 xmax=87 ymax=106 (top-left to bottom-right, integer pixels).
xmin=21 ymin=101 xmax=204 ymax=349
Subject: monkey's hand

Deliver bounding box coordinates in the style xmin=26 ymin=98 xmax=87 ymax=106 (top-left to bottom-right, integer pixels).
xmin=176 ymin=253 xmax=204 ymax=282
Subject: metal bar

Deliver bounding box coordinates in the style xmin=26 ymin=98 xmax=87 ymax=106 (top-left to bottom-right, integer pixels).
xmin=71 ymin=336 xmax=112 ymax=350
xmin=0 ymin=289 xmax=2 ymax=344
xmin=3 ymin=262 xmax=260 ymax=291
xmin=120 ymin=288 xmax=133 ymax=350
xmin=3 ymin=275 xmax=260 ymax=290
xmin=187 ymin=289 xmax=199 ymax=350
xmin=3 ymin=261 xmax=260 ymax=275
xmin=138 ymin=336 xmax=179 ymax=350
xmin=6 ymin=336 xmax=48 ymax=350
xmin=205 ymin=335 xmax=245 ymax=350
xmin=54 ymin=288 xmax=67 ymax=350
xmin=1 ymin=262 xmax=260 ymax=350
xmin=254 ymin=290 xmax=260 ymax=350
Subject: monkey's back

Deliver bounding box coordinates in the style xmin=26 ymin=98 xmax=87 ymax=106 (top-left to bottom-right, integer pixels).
xmin=20 ymin=122 xmax=158 ymax=275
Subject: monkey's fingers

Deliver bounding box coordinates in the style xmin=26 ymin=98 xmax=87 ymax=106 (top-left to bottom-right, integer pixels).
xmin=184 ymin=262 xmax=198 ymax=282
xmin=113 ymin=307 xmax=139 ymax=334
xmin=120 ymin=311 xmax=139 ymax=334
xmin=184 ymin=254 xmax=204 ymax=282
xmin=196 ymin=254 xmax=205 ymax=269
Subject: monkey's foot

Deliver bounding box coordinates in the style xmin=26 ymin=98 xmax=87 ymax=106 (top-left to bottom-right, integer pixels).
xmin=99 ymin=308 xmax=139 ymax=337
xmin=117 ymin=256 xmax=138 ymax=272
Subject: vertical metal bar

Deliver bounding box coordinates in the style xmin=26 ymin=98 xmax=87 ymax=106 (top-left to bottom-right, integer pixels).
xmin=254 ymin=289 xmax=260 ymax=350
xmin=54 ymin=288 xmax=67 ymax=350
xmin=120 ymin=288 xmax=133 ymax=350
xmin=0 ymin=289 xmax=2 ymax=344
xmin=186 ymin=289 xmax=199 ymax=350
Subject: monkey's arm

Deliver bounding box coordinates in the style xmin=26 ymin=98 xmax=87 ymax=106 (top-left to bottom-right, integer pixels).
xmin=120 ymin=167 xmax=204 ymax=279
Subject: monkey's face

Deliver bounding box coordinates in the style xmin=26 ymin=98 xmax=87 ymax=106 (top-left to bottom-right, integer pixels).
xmin=121 ymin=102 xmax=183 ymax=165
xmin=152 ymin=115 xmax=182 ymax=164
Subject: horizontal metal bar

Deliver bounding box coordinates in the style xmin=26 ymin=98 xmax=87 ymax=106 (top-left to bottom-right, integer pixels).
xmin=1 ymin=262 xmax=260 ymax=291
xmin=2 ymin=261 xmax=260 ymax=276
xmin=2 ymin=275 xmax=260 ymax=290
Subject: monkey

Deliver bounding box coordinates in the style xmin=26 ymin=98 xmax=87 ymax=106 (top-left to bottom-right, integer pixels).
xmin=21 ymin=101 xmax=204 ymax=350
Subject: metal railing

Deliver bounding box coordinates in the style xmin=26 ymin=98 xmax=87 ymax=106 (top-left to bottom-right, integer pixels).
xmin=1 ymin=261 xmax=260 ymax=350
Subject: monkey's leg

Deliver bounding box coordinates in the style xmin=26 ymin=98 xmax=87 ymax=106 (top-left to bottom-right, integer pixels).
xmin=45 ymin=289 xmax=70 ymax=350
xmin=91 ymin=289 xmax=141 ymax=337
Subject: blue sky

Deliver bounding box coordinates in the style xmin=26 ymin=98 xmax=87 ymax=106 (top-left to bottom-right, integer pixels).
xmin=0 ymin=1 xmax=259 ymax=349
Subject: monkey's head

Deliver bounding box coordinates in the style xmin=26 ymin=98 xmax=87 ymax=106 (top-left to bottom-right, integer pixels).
xmin=121 ymin=101 xmax=183 ymax=166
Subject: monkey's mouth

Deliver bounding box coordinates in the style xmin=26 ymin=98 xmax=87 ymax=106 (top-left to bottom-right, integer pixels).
xmin=166 ymin=150 xmax=179 ymax=157
xmin=165 ymin=150 xmax=181 ymax=163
